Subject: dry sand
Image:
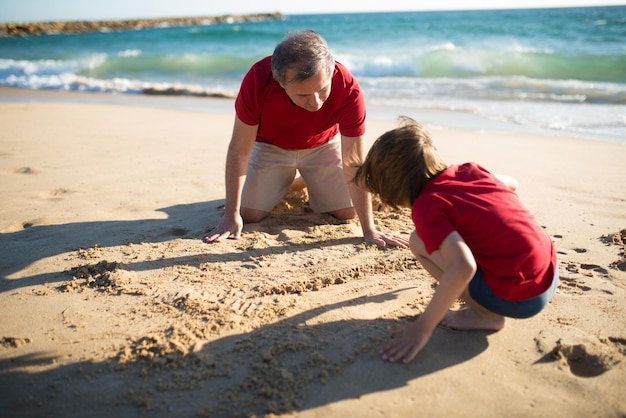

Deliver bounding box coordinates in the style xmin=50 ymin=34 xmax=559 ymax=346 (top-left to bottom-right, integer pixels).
xmin=0 ymin=88 xmax=624 ymax=417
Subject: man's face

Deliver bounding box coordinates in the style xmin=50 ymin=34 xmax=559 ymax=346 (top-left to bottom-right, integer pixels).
xmin=281 ymin=68 xmax=332 ymax=112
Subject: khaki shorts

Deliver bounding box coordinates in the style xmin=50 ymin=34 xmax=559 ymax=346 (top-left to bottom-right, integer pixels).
xmin=242 ymin=138 xmax=353 ymax=213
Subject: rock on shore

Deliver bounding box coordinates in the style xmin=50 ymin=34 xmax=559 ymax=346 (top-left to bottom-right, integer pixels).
xmin=0 ymin=13 xmax=284 ymax=37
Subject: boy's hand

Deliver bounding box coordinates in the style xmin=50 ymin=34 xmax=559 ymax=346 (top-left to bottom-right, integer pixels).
xmin=380 ymin=323 xmax=432 ymax=363
xmin=364 ymin=230 xmax=409 ymax=248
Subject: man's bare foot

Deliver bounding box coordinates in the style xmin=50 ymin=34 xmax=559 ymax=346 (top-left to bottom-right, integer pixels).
xmin=440 ymin=307 xmax=505 ymax=331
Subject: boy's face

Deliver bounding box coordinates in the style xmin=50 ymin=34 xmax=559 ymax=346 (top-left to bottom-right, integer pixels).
xmin=281 ymin=68 xmax=332 ymax=112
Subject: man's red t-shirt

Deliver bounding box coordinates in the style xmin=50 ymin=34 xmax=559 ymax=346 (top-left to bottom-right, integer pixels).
xmin=412 ymin=163 xmax=557 ymax=301
xmin=235 ymin=56 xmax=366 ymax=150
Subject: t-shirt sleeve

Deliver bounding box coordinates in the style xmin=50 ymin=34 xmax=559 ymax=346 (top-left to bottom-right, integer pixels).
xmin=235 ymin=64 xmax=264 ymax=126
xmin=338 ymin=87 xmax=366 ymax=137
xmin=336 ymin=64 xmax=366 ymax=137
xmin=412 ymin=196 xmax=456 ymax=255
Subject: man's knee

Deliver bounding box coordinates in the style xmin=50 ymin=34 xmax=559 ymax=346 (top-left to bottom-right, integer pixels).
xmin=326 ymin=207 xmax=356 ymax=220
xmin=241 ymin=207 xmax=270 ymax=223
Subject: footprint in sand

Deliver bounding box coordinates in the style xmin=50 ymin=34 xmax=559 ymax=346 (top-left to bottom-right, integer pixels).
xmin=46 ymin=188 xmax=76 ymax=200
xmin=579 ymin=263 xmax=609 ymax=274
xmin=549 ymin=338 xmax=624 ymax=377
xmin=11 ymin=166 xmax=38 ymax=174
xmin=0 ymin=218 xmax=47 ymax=233
xmin=535 ymin=331 xmax=625 ymax=378
xmin=564 ymin=261 xmax=608 ymax=277
xmin=1 ymin=336 xmax=32 ymax=348
xmin=558 ymin=275 xmax=592 ymax=293
xmin=157 ymin=227 xmax=190 ymax=238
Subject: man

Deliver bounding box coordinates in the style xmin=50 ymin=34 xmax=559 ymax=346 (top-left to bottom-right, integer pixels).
xmin=204 ymin=30 xmax=408 ymax=248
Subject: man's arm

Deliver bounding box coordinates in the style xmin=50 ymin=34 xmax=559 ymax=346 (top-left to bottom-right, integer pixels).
xmin=204 ymin=116 xmax=258 ymax=242
xmin=341 ymin=135 xmax=409 ymax=248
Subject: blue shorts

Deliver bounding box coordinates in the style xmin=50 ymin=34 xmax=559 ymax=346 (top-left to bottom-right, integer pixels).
xmin=468 ymin=263 xmax=559 ymax=319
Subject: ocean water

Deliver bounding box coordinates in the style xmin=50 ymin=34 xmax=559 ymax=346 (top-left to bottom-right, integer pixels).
xmin=1 ymin=6 xmax=625 ymax=142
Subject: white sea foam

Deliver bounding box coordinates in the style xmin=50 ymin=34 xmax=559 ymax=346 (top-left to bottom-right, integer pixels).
xmin=118 ymin=49 xmax=142 ymax=57
xmin=0 ymin=7 xmax=623 ymax=142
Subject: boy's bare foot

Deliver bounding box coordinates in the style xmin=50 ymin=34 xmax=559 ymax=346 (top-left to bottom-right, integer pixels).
xmin=440 ymin=307 xmax=506 ymax=331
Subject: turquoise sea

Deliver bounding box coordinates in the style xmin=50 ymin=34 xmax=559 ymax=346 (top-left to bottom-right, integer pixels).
xmin=1 ymin=6 xmax=625 ymax=142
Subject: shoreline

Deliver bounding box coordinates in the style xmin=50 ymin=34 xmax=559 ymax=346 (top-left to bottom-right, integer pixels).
xmin=1 ymin=86 xmax=623 ymax=144
xmin=0 ymin=86 xmax=236 ymax=115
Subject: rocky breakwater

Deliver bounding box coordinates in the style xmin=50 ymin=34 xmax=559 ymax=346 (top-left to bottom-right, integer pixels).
xmin=0 ymin=13 xmax=284 ymax=37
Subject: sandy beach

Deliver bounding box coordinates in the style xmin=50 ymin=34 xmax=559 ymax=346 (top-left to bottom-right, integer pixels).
xmin=0 ymin=87 xmax=624 ymax=417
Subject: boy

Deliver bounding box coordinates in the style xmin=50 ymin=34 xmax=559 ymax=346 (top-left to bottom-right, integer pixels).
xmin=353 ymin=117 xmax=558 ymax=363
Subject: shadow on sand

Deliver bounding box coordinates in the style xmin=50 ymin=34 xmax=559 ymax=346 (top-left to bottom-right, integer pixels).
xmin=0 ymin=200 xmax=227 ymax=291
xmin=1 ymin=289 xmax=489 ymax=417
xmin=1 ymin=199 xmax=490 ymax=417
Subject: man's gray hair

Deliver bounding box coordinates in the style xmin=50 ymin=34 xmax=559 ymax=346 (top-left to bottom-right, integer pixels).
xmin=271 ymin=30 xmax=335 ymax=85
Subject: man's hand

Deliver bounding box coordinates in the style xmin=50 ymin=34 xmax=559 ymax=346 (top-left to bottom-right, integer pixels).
xmin=363 ymin=230 xmax=410 ymax=248
xmin=203 ymin=213 xmax=244 ymax=243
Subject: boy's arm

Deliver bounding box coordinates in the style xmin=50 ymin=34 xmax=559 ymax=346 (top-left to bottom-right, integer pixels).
xmin=380 ymin=231 xmax=475 ymax=363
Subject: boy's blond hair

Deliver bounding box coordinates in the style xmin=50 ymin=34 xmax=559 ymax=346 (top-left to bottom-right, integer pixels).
xmin=354 ymin=116 xmax=447 ymax=209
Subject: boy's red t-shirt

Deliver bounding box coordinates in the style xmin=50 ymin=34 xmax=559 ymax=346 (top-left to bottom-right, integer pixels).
xmin=411 ymin=163 xmax=557 ymax=301
xmin=235 ymin=56 xmax=366 ymax=150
